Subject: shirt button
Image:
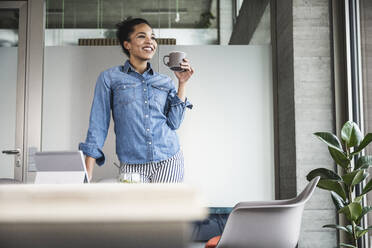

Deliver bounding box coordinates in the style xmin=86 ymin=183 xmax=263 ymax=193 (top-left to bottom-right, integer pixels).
xmin=146 ymin=128 xmax=150 ymax=132
xmin=142 ymin=80 xmax=145 ymax=83
xmin=148 ymin=142 xmax=152 ymax=145
xmin=145 ymin=101 xmax=148 ymax=104
xmin=145 ymin=115 xmax=149 ymax=118
xmin=144 ymin=88 xmax=147 ymax=91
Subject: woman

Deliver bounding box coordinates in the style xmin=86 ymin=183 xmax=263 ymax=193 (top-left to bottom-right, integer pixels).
xmin=79 ymin=17 xmax=194 ymax=182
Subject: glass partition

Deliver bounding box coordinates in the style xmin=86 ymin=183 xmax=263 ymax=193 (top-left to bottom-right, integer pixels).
xmin=0 ymin=9 xmax=18 ymax=47
xmin=45 ymin=0 xmax=219 ymax=46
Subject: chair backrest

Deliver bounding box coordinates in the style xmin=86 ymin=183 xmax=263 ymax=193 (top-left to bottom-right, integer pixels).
xmin=216 ymin=176 xmax=320 ymax=248
xmin=294 ymin=176 xmax=320 ymax=204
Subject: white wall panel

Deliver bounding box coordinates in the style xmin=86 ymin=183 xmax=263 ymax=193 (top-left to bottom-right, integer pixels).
xmin=42 ymin=45 xmax=274 ymax=206
xmin=0 ymin=48 xmax=17 ymax=178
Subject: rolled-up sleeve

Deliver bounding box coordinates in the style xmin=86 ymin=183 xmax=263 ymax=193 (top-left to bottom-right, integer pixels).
xmin=166 ymin=84 xmax=193 ymax=130
xmin=78 ymin=72 xmax=111 ymax=166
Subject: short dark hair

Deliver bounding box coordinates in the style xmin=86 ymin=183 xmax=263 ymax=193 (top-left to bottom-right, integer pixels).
xmin=115 ymin=17 xmax=152 ymax=57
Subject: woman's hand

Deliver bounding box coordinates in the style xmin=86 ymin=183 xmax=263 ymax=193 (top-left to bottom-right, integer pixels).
xmin=174 ymin=58 xmax=194 ymax=85
xmin=85 ymin=156 xmax=95 ymax=181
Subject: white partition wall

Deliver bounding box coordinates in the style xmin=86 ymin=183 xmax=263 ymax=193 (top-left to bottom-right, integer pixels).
xmin=42 ymin=45 xmax=274 ymax=207
xmin=0 ymin=48 xmax=17 ymax=178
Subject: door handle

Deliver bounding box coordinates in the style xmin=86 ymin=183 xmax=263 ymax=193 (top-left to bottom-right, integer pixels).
xmin=2 ymin=149 xmax=21 ymax=155
xmin=2 ymin=148 xmax=22 ymax=167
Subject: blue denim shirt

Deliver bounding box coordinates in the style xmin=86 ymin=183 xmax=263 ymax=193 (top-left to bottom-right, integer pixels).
xmin=79 ymin=60 xmax=192 ymax=165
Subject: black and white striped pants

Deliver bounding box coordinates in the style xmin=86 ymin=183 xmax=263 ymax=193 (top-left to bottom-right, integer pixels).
xmin=119 ymin=149 xmax=184 ymax=183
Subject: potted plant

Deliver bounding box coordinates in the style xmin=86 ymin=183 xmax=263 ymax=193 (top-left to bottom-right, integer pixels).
xmin=306 ymin=121 xmax=372 ymax=247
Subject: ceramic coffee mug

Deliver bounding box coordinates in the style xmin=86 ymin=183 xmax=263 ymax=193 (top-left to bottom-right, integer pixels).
xmin=163 ymin=51 xmax=186 ymax=72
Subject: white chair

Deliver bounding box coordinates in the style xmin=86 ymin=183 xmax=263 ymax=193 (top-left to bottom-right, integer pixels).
xmin=206 ymin=176 xmax=320 ymax=248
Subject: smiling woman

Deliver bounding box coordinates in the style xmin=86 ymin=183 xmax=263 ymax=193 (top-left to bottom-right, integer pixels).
xmin=40 ymin=0 xmax=275 ymax=209
xmin=78 ymin=17 xmax=194 ymax=183
xmin=117 ymin=19 xmax=157 ymax=63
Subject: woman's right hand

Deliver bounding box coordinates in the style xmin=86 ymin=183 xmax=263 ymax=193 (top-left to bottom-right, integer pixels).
xmin=85 ymin=156 xmax=96 ymax=181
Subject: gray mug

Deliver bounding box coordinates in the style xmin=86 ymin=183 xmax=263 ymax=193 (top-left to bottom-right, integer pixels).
xmin=163 ymin=51 xmax=186 ymax=72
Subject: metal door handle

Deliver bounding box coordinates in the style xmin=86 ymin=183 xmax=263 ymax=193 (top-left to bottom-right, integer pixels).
xmin=2 ymin=149 xmax=22 ymax=167
xmin=2 ymin=149 xmax=21 ymax=155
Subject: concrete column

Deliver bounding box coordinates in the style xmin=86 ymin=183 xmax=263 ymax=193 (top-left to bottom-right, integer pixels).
xmin=274 ymin=0 xmax=337 ymax=246
xmin=361 ymin=0 xmax=372 ymax=242
xmin=293 ymin=0 xmax=336 ymax=246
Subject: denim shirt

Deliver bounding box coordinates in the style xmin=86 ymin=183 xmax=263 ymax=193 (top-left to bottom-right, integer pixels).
xmin=79 ymin=60 xmax=193 ymax=165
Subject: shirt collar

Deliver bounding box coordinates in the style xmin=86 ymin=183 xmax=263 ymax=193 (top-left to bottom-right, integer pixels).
xmin=123 ymin=60 xmax=154 ymax=75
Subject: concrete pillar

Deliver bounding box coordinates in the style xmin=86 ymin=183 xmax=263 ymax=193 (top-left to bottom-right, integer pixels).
xmin=361 ymin=0 xmax=372 ymax=242
xmin=274 ymin=0 xmax=337 ymax=246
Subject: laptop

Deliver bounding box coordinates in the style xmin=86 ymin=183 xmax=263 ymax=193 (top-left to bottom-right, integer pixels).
xmin=34 ymin=151 xmax=90 ymax=184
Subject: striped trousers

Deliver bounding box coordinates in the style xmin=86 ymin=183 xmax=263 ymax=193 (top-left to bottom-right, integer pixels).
xmin=119 ymin=149 xmax=184 ymax=183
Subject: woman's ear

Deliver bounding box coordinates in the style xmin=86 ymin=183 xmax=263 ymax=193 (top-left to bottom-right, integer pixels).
xmin=123 ymin=41 xmax=130 ymax=51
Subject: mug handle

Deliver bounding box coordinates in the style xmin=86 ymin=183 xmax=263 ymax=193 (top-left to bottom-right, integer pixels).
xmin=163 ymin=55 xmax=170 ymax=66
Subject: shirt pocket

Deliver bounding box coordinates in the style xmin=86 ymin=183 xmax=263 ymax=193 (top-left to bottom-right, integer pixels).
xmin=113 ymin=83 xmax=137 ymax=106
xmin=151 ymin=84 xmax=170 ymax=107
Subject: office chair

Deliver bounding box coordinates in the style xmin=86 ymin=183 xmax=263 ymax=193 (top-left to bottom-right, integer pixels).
xmin=205 ymin=176 xmax=320 ymax=248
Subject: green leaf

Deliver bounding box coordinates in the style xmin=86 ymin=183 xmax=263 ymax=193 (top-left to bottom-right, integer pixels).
xmin=328 ymin=147 xmax=350 ymax=169
xmin=341 ymin=121 xmax=363 ymax=147
xmin=362 ymin=178 xmax=372 ymax=195
xmin=352 ymin=133 xmax=372 ymax=155
xmin=355 ymin=155 xmax=372 ymax=170
xmin=356 ymin=206 xmax=372 ymax=224
xmin=314 ymin=132 xmax=344 ymax=152
xmin=317 ymin=179 xmax=347 ymax=200
xmin=355 ymin=225 xmax=364 ymax=231
xmin=330 ymin=191 xmax=345 ymax=211
xmin=354 ymin=172 xmax=369 ymax=186
xmin=339 ymin=202 xmax=363 ymax=222
xmin=340 ymin=243 xmax=357 ymax=248
xmin=342 ymin=171 xmax=359 ymax=186
xmin=356 ymin=230 xmax=369 ymax=239
xmin=345 ymin=225 xmax=353 ymax=234
xmin=355 ymin=225 xmax=371 ymax=239
xmin=342 ymin=170 xmax=369 ymax=186
xmin=354 ymin=195 xmax=363 ymax=202
xmin=306 ymin=168 xmax=345 ymax=200
xmin=307 ymin=168 xmax=342 ymax=181
xmin=323 ymin=224 xmax=350 ymax=234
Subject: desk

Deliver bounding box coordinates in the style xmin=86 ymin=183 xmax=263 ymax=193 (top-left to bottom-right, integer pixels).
xmin=0 ymin=184 xmax=207 ymax=248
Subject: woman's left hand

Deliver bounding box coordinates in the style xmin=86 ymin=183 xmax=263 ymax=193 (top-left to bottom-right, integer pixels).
xmin=174 ymin=58 xmax=194 ymax=85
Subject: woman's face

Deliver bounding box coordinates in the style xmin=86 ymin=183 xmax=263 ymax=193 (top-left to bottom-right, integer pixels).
xmin=124 ymin=23 xmax=157 ymax=61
